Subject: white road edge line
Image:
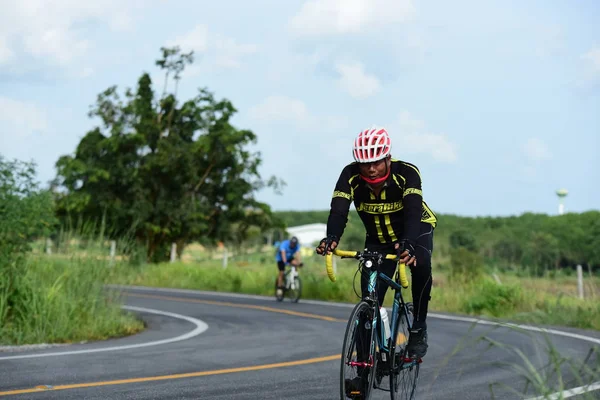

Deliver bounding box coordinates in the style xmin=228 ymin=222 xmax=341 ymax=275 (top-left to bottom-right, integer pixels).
xmin=109 ymin=284 xmax=600 ymax=399
xmin=0 ymin=306 xmax=208 ymax=360
xmin=527 ymin=381 xmax=600 ymax=400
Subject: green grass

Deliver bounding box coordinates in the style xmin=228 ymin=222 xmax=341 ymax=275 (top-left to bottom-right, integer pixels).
xmin=0 ymin=255 xmax=144 ymax=345
xmin=108 ymin=253 xmax=600 ymax=331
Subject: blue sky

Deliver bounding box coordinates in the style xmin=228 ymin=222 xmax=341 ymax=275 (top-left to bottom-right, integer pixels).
xmin=1 ymin=0 xmax=598 ymax=217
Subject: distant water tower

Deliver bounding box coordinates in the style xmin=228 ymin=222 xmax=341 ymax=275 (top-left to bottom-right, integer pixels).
xmin=556 ymin=188 xmax=568 ymax=215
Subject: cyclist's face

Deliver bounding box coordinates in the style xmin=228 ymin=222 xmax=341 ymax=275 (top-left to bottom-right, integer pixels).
xmin=359 ymin=158 xmax=388 ymax=179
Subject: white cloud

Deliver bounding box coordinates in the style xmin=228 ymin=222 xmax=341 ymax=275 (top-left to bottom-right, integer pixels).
xmin=0 ymin=97 xmax=48 ymax=136
xmin=213 ymin=38 xmax=258 ymax=69
xmin=582 ymin=47 xmax=600 ymax=70
xmin=335 ymin=62 xmax=381 ymax=99
xmin=166 ymin=24 xmax=258 ymax=73
xmin=247 ymin=95 xmax=348 ymax=132
xmin=391 ymin=111 xmax=458 ymax=163
xmin=0 ymin=0 xmax=140 ymax=68
xmin=248 ymin=96 xmax=310 ymax=124
xmin=167 ymin=25 xmax=209 ymax=54
xmin=289 ymin=0 xmax=415 ymax=36
xmin=80 ymin=66 xmax=95 ymax=78
xmin=523 ymin=137 xmax=552 ymax=162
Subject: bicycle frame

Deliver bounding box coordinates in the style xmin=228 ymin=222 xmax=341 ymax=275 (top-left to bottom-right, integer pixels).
xmin=327 ymin=248 xmax=420 ymax=368
xmin=332 ymin=248 xmax=421 ymax=400
xmin=367 ymin=269 xmax=411 ymax=354
xmin=286 ymin=265 xmax=299 ymax=290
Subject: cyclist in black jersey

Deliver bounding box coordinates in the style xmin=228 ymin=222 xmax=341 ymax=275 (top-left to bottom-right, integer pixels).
xmin=316 ymin=126 xmax=436 ymax=363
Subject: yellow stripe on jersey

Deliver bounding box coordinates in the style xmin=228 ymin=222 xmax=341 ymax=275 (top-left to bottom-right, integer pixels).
xmin=333 ymin=190 xmax=351 ymax=200
xmin=369 ymin=192 xmax=385 ymax=243
xmin=381 ymin=190 xmax=398 ymax=242
xmin=404 ymin=188 xmax=423 ymax=197
xmin=421 ymin=202 xmax=438 ymax=228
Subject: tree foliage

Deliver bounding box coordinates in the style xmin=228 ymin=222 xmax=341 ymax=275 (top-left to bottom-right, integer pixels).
xmin=0 ymin=157 xmax=56 ymax=326
xmin=274 ymin=209 xmax=600 ymax=274
xmin=53 ymin=47 xmax=284 ymax=262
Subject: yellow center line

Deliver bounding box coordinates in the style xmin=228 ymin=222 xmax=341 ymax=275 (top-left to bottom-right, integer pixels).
xmin=125 ymin=292 xmax=347 ymax=323
xmin=0 ymin=354 xmax=340 ymax=396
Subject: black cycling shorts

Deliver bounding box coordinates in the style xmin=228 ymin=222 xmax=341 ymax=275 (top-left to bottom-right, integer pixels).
xmin=277 ymin=257 xmax=295 ymax=271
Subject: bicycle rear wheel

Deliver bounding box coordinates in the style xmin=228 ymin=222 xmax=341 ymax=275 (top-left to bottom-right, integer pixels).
xmin=390 ymin=302 xmax=419 ymax=400
xmin=287 ymin=276 xmax=302 ymax=303
xmin=340 ymin=301 xmax=378 ymax=400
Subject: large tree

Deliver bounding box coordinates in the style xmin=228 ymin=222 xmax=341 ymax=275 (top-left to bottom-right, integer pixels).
xmin=53 ymin=47 xmax=284 ymax=262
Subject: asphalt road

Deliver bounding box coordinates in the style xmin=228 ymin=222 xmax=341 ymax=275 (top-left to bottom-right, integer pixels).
xmin=0 ymin=286 xmax=599 ymax=400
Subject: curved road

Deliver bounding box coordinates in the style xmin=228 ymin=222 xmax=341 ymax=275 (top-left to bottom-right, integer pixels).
xmin=0 ymin=286 xmax=599 ymax=399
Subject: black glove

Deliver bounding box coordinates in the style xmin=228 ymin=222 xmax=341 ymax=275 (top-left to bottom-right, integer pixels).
xmin=317 ymin=234 xmax=339 ymax=255
xmin=397 ymin=239 xmax=416 ymax=259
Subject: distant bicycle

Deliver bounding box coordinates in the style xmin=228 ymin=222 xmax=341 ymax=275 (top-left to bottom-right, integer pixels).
xmin=275 ymin=262 xmax=303 ymax=303
xmin=325 ymin=248 xmax=420 ymax=400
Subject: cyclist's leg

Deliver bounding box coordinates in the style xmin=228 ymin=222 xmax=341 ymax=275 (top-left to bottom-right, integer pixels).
xmin=409 ymin=222 xmax=434 ymax=330
xmin=277 ymin=261 xmax=285 ymax=287
xmin=405 ymin=222 xmax=433 ymax=359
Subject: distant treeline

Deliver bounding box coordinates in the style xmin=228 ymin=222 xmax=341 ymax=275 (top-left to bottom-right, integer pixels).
xmin=274 ymin=210 xmax=600 ymax=275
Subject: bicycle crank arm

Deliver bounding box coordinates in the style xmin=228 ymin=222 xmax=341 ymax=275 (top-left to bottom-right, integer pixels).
xmin=348 ymin=361 xmax=374 ymax=368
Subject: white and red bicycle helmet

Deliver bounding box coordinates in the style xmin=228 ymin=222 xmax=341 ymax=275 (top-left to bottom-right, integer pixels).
xmin=353 ymin=126 xmax=392 ymax=184
xmin=353 ymin=126 xmax=392 ymax=163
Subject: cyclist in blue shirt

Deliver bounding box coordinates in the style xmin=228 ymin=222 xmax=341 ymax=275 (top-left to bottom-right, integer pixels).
xmin=276 ymin=236 xmax=302 ymax=295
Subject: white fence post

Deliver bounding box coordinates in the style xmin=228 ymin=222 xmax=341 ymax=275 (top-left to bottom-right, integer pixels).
xmin=492 ymin=273 xmax=502 ymax=285
xmin=46 ymin=238 xmax=52 ymax=255
xmin=576 ymin=264 xmax=584 ymax=300
xmin=222 ymin=248 xmax=228 ymax=269
xmin=109 ymin=240 xmax=116 ymax=266
xmin=170 ymin=243 xmax=177 ymax=263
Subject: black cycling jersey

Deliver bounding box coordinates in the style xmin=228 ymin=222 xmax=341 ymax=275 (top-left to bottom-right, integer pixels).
xmin=326 ymin=159 xmax=437 ymax=245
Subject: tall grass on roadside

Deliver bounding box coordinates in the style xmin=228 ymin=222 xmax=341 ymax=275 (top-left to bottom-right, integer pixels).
xmin=110 ymin=259 xmax=367 ymax=304
xmin=425 ymin=321 xmax=599 ymax=399
xmin=0 ymin=255 xmax=144 ymax=345
xmin=486 ymin=335 xmax=599 ymax=399
xmin=109 ymin=257 xmax=600 ymax=331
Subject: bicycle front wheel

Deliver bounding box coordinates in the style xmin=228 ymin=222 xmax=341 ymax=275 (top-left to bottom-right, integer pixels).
xmin=340 ymin=301 xmax=378 ymax=400
xmin=287 ymin=276 xmax=301 ymax=303
xmin=390 ymin=302 xmax=419 ymax=400
xmin=274 ymin=277 xmax=284 ymax=302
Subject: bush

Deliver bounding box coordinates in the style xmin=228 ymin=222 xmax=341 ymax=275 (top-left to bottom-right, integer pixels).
xmin=449 ymin=247 xmax=485 ymax=283
xmin=463 ymin=280 xmax=522 ymax=317
xmin=449 ymin=229 xmax=477 ymax=252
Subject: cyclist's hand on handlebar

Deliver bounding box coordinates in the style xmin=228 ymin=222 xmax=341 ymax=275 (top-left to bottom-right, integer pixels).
xmin=315 ymin=235 xmax=338 ymax=255
xmin=395 ymin=240 xmax=417 ymax=267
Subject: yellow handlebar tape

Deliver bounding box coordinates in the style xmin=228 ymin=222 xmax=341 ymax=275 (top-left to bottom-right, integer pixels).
xmin=325 ymin=249 xmax=409 ymax=289
xmin=325 ymin=253 xmax=336 ymax=282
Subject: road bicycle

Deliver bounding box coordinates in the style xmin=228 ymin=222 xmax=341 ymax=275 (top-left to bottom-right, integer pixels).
xmin=275 ymin=262 xmax=303 ymax=303
xmin=325 ymin=249 xmax=421 ymax=400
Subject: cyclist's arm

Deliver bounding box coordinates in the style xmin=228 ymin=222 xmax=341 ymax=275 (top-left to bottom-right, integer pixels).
xmin=278 ymin=240 xmax=289 ymax=264
xmin=402 ymin=163 xmax=424 ymax=244
xmin=327 ymin=165 xmax=354 ymax=241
